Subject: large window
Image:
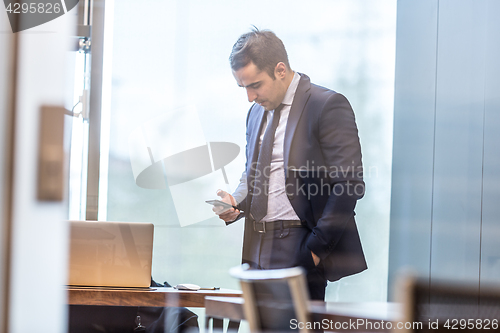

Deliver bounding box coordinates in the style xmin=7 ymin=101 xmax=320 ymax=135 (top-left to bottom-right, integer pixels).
xmin=91 ymin=0 xmax=396 ymax=305
xmin=68 ymin=51 xmax=90 ymax=221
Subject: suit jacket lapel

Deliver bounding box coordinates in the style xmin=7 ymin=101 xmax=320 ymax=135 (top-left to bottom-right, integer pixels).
xmin=247 ymin=105 xmax=266 ymax=172
xmin=284 ymin=73 xmax=311 ymax=168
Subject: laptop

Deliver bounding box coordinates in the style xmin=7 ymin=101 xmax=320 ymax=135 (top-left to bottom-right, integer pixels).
xmin=68 ymin=220 xmax=154 ymax=288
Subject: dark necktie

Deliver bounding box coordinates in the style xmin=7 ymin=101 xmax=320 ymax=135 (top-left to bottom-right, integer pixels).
xmin=250 ymin=104 xmax=284 ymax=222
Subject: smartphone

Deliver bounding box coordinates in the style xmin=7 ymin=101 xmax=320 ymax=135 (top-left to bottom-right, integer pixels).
xmin=205 ymin=200 xmax=238 ymax=210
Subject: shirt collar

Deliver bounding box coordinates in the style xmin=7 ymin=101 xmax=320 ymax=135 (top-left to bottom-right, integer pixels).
xmin=280 ymin=71 xmax=300 ymax=106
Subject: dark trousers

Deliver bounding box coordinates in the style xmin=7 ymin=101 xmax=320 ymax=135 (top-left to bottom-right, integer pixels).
xmin=244 ymin=226 xmax=328 ymax=300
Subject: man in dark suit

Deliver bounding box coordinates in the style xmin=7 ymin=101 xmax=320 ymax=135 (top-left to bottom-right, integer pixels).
xmin=215 ymin=28 xmax=366 ymax=300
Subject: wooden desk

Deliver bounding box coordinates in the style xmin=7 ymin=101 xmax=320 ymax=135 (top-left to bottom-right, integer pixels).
xmin=68 ymin=287 xmax=242 ymax=308
xmin=204 ymin=297 xmax=402 ymax=332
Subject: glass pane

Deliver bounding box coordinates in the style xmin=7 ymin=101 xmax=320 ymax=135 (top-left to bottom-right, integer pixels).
xmin=68 ymin=51 xmax=90 ymax=221
xmin=102 ymin=0 xmax=396 ymax=302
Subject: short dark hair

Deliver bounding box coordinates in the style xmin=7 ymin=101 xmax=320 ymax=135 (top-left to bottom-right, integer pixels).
xmin=229 ymin=28 xmax=291 ymax=79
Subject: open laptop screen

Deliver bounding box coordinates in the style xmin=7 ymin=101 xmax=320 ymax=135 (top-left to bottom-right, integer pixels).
xmin=68 ymin=221 xmax=154 ymax=288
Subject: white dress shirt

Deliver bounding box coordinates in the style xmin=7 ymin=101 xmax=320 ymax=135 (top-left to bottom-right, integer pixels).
xmin=254 ymin=72 xmax=301 ymax=222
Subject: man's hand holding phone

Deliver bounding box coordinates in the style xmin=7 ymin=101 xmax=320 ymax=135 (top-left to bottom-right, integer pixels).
xmin=210 ymin=189 xmax=240 ymax=223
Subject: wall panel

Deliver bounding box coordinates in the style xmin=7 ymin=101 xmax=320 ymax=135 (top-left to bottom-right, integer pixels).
xmin=480 ymin=0 xmax=500 ymax=286
xmin=388 ymin=0 xmax=438 ymax=293
xmin=390 ymin=0 xmax=500 ymax=298
xmin=430 ymin=0 xmax=487 ymax=285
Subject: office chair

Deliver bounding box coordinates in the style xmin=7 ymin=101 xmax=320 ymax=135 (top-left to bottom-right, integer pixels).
xmin=229 ymin=265 xmax=311 ymax=333
xmin=398 ymin=275 xmax=500 ymax=333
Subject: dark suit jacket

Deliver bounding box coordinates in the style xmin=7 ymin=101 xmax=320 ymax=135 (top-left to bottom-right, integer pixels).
xmin=232 ymin=73 xmax=367 ymax=282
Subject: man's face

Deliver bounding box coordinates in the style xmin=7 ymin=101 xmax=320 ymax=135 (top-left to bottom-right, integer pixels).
xmin=232 ymin=62 xmax=287 ymax=111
